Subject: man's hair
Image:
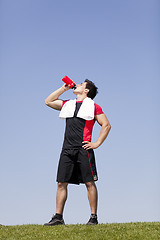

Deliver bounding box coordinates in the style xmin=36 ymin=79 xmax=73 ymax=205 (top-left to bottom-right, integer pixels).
xmin=85 ymin=79 xmax=98 ymax=99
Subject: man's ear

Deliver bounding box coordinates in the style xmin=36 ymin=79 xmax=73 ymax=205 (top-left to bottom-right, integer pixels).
xmin=84 ymin=88 xmax=89 ymax=94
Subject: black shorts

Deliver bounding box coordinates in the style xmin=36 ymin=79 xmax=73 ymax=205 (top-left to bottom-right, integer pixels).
xmin=56 ymin=148 xmax=98 ymax=184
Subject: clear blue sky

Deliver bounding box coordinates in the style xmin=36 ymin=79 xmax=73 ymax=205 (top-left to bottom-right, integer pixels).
xmin=0 ymin=0 xmax=159 ymax=225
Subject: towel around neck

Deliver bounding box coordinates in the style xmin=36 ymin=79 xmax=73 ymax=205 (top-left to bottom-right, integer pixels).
xmin=59 ymin=97 xmax=95 ymax=120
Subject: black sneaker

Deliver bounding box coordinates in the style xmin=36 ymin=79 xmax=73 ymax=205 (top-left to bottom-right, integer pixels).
xmin=86 ymin=215 xmax=98 ymax=225
xmin=44 ymin=215 xmax=65 ymax=226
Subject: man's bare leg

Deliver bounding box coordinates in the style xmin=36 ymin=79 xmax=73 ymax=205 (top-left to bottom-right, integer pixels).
xmin=56 ymin=182 xmax=68 ymax=214
xmin=44 ymin=182 xmax=68 ymax=225
xmin=85 ymin=181 xmax=98 ymax=225
xmin=85 ymin=181 xmax=98 ymax=214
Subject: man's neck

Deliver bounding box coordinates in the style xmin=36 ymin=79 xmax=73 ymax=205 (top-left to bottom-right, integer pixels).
xmin=76 ymin=94 xmax=87 ymax=101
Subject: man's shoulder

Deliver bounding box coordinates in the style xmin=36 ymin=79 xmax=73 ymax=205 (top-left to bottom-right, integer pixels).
xmin=94 ymin=102 xmax=104 ymax=115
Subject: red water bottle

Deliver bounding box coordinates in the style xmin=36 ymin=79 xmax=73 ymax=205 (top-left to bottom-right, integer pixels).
xmin=62 ymin=76 xmax=76 ymax=89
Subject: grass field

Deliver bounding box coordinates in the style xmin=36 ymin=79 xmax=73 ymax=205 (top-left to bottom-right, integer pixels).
xmin=0 ymin=222 xmax=159 ymax=240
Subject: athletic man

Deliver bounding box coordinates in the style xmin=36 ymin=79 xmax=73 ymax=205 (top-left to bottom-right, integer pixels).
xmin=44 ymin=79 xmax=111 ymax=225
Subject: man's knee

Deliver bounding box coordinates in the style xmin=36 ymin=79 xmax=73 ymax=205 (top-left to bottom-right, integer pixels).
xmin=57 ymin=182 xmax=68 ymax=189
xmin=85 ymin=181 xmax=96 ymax=189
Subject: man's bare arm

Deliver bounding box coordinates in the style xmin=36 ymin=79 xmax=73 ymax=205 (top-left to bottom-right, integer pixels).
xmin=95 ymin=113 xmax=111 ymax=147
xmin=45 ymin=84 xmax=70 ymax=110
xmin=82 ymin=113 xmax=111 ymax=150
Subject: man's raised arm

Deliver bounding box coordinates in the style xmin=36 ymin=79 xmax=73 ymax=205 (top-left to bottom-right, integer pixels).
xmin=45 ymin=84 xmax=70 ymax=110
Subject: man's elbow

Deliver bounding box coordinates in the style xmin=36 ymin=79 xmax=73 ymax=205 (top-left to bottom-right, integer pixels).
xmin=104 ymin=122 xmax=111 ymax=131
xmin=45 ymin=99 xmax=49 ymax=106
xmin=108 ymin=123 xmax=111 ymax=130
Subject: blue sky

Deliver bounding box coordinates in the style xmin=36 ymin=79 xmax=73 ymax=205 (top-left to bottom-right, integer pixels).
xmin=0 ymin=0 xmax=159 ymax=225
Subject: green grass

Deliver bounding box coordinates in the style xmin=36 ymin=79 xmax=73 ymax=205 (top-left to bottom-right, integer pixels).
xmin=0 ymin=222 xmax=160 ymax=240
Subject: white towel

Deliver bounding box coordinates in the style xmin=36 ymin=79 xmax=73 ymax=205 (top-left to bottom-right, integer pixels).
xmin=59 ymin=97 xmax=95 ymax=120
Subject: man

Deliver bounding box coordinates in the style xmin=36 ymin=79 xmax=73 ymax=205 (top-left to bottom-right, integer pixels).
xmin=44 ymin=79 xmax=111 ymax=226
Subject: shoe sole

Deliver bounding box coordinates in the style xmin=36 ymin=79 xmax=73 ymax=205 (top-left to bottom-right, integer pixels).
xmin=44 ymin=221 xmax=65 ymax=226
xmin=86 ymin=222 xmax=98 ymax=225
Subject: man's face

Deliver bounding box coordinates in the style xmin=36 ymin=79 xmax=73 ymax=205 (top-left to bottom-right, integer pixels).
xmin=73 ymin=82 xmax=88 ymax=95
